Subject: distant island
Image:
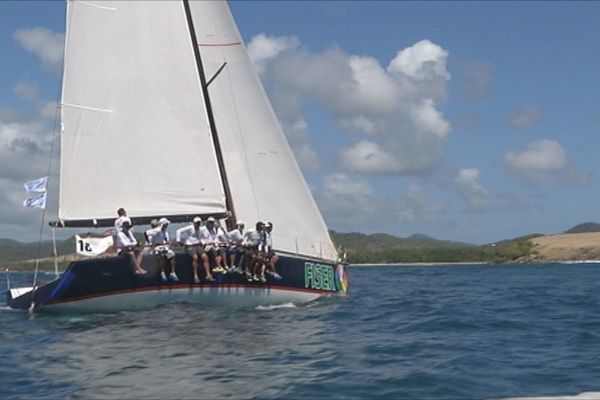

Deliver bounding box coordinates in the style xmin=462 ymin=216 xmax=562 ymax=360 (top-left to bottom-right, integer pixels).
xmin=2 ymin=222 xmax=600 ymax=271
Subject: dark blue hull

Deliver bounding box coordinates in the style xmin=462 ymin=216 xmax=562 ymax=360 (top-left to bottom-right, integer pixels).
xmin=6 ymin=253 xmax=349 ymax=312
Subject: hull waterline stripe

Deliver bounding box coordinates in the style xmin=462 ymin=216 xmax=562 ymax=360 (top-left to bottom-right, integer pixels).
xmin=45 ymin=283 xmax=336 ymax=306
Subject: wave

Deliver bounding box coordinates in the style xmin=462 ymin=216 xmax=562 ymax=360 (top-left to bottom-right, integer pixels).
xmin=255 ymin=302 xmax=297 ymax=311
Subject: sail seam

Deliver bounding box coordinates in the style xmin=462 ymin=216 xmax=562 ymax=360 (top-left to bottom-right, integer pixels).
xmin=77 ymin=1 xmax=116 ymax=12
xmin=198 ymin=42 xmax=241 ymax=47
xmin=61 ymin=102 xmax=113 ymax=113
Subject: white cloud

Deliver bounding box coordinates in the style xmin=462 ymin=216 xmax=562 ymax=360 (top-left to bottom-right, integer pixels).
xmin=504 ymin=139 xmax=587 ymax=186
xmin=0 ymin=108 xmax=59 ymax=240
xmin=388 ymin=39 xmax=450 ymax=81
xmin=247 ymin=33 xmax=300 ymax=75
xmin=249 ymin=35 xmax=453 ymax=176
xmin=453 ymin=168 xmax=488 ymax=213
xmin=410 ymin=99 xmax=450 ymax=138
xmin=13 ymin=27 xmax=64 ymax=72
xmin=508 ymin=106 xmax=542 ymax=129
xmin=40 ymin=101 xmax=59 ymax=120
xmin=318 ymin=174 xmax=447 ymax=232
xmin=319 ymin=173 xmax=379 ymax=227
xmin=392 ymin=184 xmax=448 ymax=223
xmin=14 ymin=81 xmax=39 ymax=102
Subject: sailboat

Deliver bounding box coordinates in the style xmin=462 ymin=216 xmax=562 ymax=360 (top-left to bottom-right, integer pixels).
xmin=6 ymin=0 xmax=349 ymax=312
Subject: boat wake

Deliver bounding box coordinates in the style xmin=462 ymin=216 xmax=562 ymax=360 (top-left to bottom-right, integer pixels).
xmin=255 ymin=302 xmax=297 ymax=311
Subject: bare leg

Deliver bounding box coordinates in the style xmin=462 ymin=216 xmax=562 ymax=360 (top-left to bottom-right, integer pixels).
xmin=201 ymin=253 xmax=213 ymax=280
xmin=192 ymin=253 xmax=199 ymax=281
xmin=270 ymin=255 xmax=279 ymax=273
xmin=132 ymin=251 xmax=146 ymax=274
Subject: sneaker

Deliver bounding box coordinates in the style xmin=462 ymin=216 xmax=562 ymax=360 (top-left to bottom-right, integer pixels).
xmin=259 ymin=275 xmax=266 ymax=283
xmin=206 ymin=275 xmax=216 ymax=282
xmin=194 ymin=276 xmax=200 ymax=283
xmin=212 ymin=266 xmax=225 ymax=274
xmin=265 ymin=270 xmax=274 ymax=277
xmin=160 ymin=272 xmax=167 ymax=282
xmin=246 ymin=275 xmax=254 ymax=282
xmin=252 ymin=275 xmax=260 ymax=282
xmin=169 ymin=272 xmax=179 ymax=282
xmin=272 ymin=273 xmax=282 ymax=280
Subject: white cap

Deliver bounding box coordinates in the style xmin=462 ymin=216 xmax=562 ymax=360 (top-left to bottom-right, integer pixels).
xmin=236 ymin=220 xmax=245 ymax=226
xmin=159 ymin=217 xmax=170 ymax=225
xmin=193 ymin=216 xmax=202 ymax=223
xmin=207 ymin=216 xmax=216 ymax=222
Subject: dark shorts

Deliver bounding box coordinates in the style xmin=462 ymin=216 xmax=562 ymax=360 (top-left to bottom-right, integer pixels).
xmin=185 ymin=245 xmax=204 ymax=257
xmin=118 ymin=248 xmax=136 ymax=257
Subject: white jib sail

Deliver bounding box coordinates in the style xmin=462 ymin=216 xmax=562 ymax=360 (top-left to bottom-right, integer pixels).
xmin=188 ymin=1 xmax=338 ymax=261
xmin=59 ymin=1 xmax=227 ymax=224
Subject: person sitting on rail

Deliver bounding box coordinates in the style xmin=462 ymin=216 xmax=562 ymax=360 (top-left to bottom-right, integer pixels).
xmin=242 ymin=221 xmax=265 ymax=282
xmin=226 ymin=220 xmax=245 ymax=273
xmin=263 ymin=222 xmax=282 ymax=280
xmin=176 ymin=216 xmax=205 ymax=283
xmin=150 ymin=217 xmax=178 ymax=282
xmin=215 ymin=220 xmax=232 ymax=270
xmin=116 ymin=220 xmax=147 ymax=275
xmin=200 ymin=216 xmax=229 ymax=275
xmin=114 ymin=207 xmax=132 ymax=233
xmin=142 ymin=218 xmax=159 ymax=256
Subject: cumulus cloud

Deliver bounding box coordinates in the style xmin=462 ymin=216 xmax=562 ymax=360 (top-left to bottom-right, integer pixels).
xmin=14 ymin=81 xmax=39 ymax=102
xmin=508 ymin=106 xmax=542 ymax=130
xmin=247 ymin=33 xmax=300 ymax=75
xmin=318 ymin=173 xmax=447 ymax=232
xmin=391 ymin=184 xmax=448 ymax=223
xmin=248 ymin=35 xmax=452 ymax=175
xmin=453 ymin=168 xmax=488 ymax=213
xmin=13 ymin=27 xmax=64 ymax=72
xmin=0 ymin=107 xmax=59 ymax=240
xmin=319 ymin=173 xmax=379 ymax=227
xmin=504 ymin=139 xmax=587 ymax=186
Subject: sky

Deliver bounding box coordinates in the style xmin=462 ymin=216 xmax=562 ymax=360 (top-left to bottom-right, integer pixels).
xmin=1 ymin=1 xmax=600 ymax=244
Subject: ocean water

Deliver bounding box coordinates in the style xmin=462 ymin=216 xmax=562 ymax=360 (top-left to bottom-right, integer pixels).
xmin=2 ymin=264 xmax=600 ymax=399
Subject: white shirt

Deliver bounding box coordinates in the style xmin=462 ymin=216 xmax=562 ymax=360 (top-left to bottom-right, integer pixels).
xmin=117 ymin=230 xmax=137 ymax=248
xmin=114 ymin=216 xmax=132 ymax=233
xmin=144 ymin=227 xmax=158 ymax=244
xmin=200 ymin=225 xmax=228 ymax=246
xmin=176 ymin=224 xmax=202 ymax=246
xmin=149 ymin=227 xmax=170 ymax=246
xmin=243 ymin=229 xmax=264 ymax=249
xmin=227 ymin=228 xmax=244 ymax=246
xmin=264 ymin=231 xmax=273 ymax=252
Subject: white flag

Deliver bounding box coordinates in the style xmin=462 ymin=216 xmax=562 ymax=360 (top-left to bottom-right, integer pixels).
xmin=24 ymin=176 xmax=48 ymax=192
xmin=23 ymin=192 xmax=47 ymax=209
xmin=75 ymin=234 xmax=114 ymax=256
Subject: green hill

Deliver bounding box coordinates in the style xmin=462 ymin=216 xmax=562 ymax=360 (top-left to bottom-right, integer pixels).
xmin=329 ymin=231 xmax=534 ymax=264
xmin=564 ymin=222 xmax=600 ymax=234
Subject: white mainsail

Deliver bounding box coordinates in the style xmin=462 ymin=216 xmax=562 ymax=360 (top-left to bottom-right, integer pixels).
xmin=59 ymin=1 xmax=227 ymax=224
xmin=188 ymin=1 xmax=338 ymax=261
xmin=59 ymin=0 xmax=337 ymax=261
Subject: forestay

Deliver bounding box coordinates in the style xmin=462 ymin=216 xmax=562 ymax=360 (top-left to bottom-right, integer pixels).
xmin=188 ymin=1 xmax=338 ymax=261
xmin=59 ymin=1 xmax=227 ymax=225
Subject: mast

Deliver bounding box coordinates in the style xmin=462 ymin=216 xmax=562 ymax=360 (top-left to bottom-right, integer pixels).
xmin=183 ymin=0 xmax=237 ymax=231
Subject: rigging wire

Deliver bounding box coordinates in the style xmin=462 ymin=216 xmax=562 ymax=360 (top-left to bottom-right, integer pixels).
xmin=29 ymin=43 xmax=64 ymax=311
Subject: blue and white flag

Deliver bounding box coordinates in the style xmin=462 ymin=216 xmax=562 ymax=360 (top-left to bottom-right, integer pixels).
xmin=23 ymin=176 xmax=48 ymax=193
xmin=23 ymin=192 xmax=47 ymax=209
